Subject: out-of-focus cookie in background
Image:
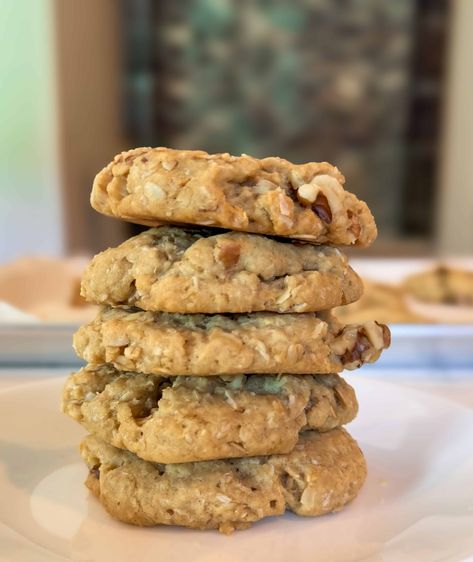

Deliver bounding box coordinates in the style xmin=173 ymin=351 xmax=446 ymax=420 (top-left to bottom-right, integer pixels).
xmin=334 ymin=280 xmax=427 ymax=325
xmin=0 ymin=257 xmax=96 ymax=324
xmin=334 ymin=263 xmax=473 ymax=325
xmin=404 ymin=266 xmax=473 ymax=306
xmin=403 ymin=266 xmax=473 ymax=324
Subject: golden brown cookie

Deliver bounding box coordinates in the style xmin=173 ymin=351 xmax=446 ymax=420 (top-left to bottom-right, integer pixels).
xmin=73 ymin=307 xmax=391 ymax=376
xmin=63 ymin=364 xmax=358 ymax=463
xmin=91 ymin=147 xmax=377 ymax=246
xmin=81 ymin=429 xmax=367 ymax=533
xmin=403 ymin=266 xmax=473 ymax=306
xmin=81 ymin=227 xmax=363 ymax=313
xmin=334 ymin=280 xmax=428 ymax=324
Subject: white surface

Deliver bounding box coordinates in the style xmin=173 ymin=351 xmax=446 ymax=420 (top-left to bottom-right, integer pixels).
xmin=1 ymin=375 xmax=473 ymax=562
xmin=349 ymin=257 xmax=473 ymax=284
xmin=0 ymin=302 xmax=39 ymax=324
xmin=405 ymin=295 xmax=473 ymax=324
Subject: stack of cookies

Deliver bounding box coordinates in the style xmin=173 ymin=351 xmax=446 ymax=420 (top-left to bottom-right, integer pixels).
xmin=62 ymin=148 xmax=390 ymax=533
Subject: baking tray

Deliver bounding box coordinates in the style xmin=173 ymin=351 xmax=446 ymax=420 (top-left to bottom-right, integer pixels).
xmin=368 ymin=324 xmax=473 ymax=369
xmin=0 ymin=324 xmax=81 ymax=367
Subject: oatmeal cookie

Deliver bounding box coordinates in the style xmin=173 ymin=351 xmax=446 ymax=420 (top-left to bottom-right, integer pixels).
xmin=403 ymin=265 xmax=473 ymax=306
xmin=334 ymin=280 xmax=427 ymax=324
xmin=81 ymin=428 xmax=367 ymax=533
xmin=91 ymin=147 xmax=377 ymax=246
xmin=81 ymin=227 xmax=363 ymax=313
xmin=63 ymin=365 xmax=357 ymax=463
xmin=73 ymin=307 xmax=391 ymax=376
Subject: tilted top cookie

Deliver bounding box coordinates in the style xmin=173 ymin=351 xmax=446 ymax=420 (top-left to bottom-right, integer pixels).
xmin=81 ymin=227 xmax=363 ymax=313
xmin=91 ymin=147 xmax=377 ymax=246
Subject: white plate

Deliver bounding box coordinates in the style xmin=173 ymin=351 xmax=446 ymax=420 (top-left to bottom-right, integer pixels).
xmin=0 ymin=377 xmax=472 ymax=562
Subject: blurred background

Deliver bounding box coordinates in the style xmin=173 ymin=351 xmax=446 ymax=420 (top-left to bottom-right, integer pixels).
xmin=0 ymin=0 xmax=472 ymax=325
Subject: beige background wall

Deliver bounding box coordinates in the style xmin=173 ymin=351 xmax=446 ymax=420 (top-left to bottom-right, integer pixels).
xmin=53 ymin=0 xmax=128 ymax=254
xmin=437 ymin=0 xmax=473 ymax=255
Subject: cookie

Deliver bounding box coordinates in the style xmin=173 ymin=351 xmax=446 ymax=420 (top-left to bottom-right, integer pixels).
xmin=403 ymin=266 xmax=473 ymax=306
xmin=81 ymin=428 xmax=367 ymax=533
xmin=334 ymin=280 xmax=428 ymax=324
xmin=81 ymin=227 xmax=363 ymax=314
xmin=63 ymin=364 xmax=357 ymax=463
xmin=91 ymin=147 xmax=377 ymax=246
xmin=73 ymin=307 xmax=391 ymax=376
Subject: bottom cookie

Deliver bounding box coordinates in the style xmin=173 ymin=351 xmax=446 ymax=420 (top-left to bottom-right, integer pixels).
xmin=80 ymin=429 xmax=366 ymax=534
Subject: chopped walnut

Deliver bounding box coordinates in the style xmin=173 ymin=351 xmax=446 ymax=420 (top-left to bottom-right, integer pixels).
xmin=363 ymin=320 xmax=391 ymax=349
xmin=380 ymin=323 xmax=391 ymax=347
xmin=333 ymin=321 xmax=390 ymax=369
xmin=341 ymin=330 xmax=371 ymax=365
xmin=216 ymin=241 xmax=241 ymax=268
xmin=295 ymin=175 xmax=343 ymax=224
xmin=297 ymin=183 xmax=319 ymax=205
xmin=314 ymin=193 xmax=332 ymax=224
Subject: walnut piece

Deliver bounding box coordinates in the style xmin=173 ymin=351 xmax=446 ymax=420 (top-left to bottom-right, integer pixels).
xmin=297 ymin=183 xmax=319 ymax=204
xmin=296 ymin=175 xmax=342 ymax=224
xmin=314 ymin=193 xmax=332 ymax=224
xmin=216 ymin=241 xmax=241 ymax=268
xmin=333 ymin=321 xmax=390 ymax=369
xmin=341 ymin=330 xmax=371 ymax=365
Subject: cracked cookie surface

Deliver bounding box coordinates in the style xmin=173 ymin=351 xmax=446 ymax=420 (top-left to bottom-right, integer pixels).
xmin=63 ymin=364 xmax=358 ymax=463
xmin=73 ymin=307 xmax=391 ymax=376
xmin=81 ymin=227 xmax=363 ymax=313
xmin=91 ymin=147 xmax=377 ymax=246
xmin=81 ymin=428 xmax=367 ymax=533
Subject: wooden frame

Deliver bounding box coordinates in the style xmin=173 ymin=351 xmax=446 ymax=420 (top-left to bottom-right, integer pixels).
xmin=53 ymin=0 xmax=128 ymax=254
